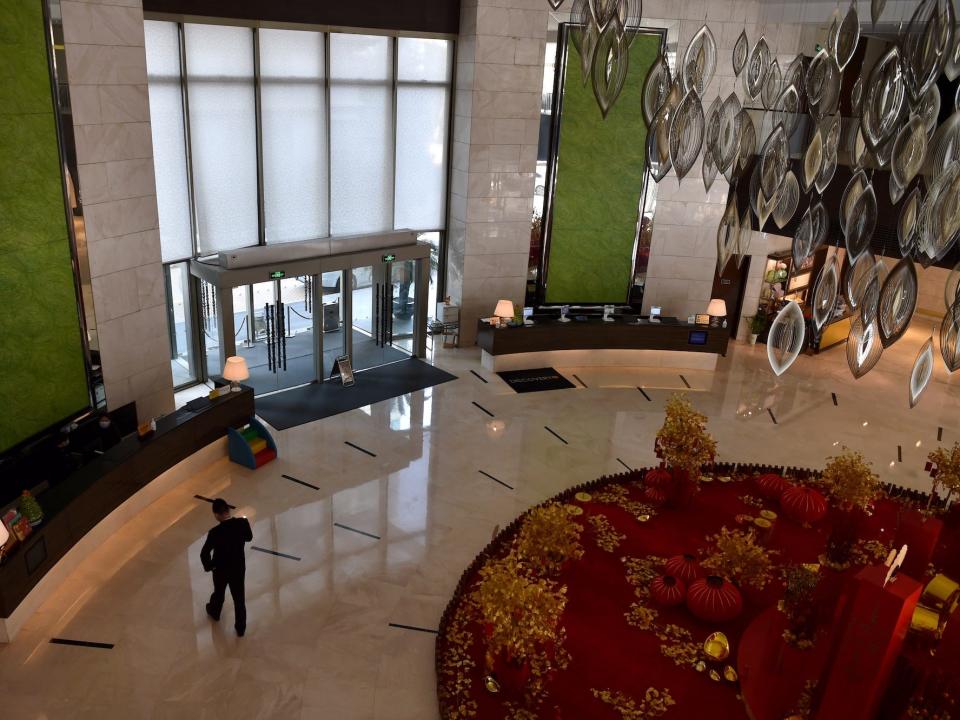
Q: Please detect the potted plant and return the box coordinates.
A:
[745,314,768,345]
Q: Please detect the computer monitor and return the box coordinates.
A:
[523,307,533,319]
[650,306,662,318]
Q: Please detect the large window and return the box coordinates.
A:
[144,20,453,257]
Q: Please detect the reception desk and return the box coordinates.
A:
[476,318,730,372]
[0,387,254,641]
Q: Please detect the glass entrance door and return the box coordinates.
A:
[348,260,419,373]
[235,277,317,395]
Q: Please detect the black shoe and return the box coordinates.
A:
[205,603,220,621]
[236,627,245,637]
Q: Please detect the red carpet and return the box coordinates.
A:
[435,468,960,719]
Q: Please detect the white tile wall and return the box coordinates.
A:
[63,0,174,420]
[447,0,548,344]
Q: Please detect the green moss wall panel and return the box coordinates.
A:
[545,33,660,304]
[0,0,90,451]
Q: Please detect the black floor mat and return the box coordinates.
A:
[497,367,575,393]
[254,359,457,430]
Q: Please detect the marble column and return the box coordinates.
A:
[61,0,174,420]
[447,0,548,345]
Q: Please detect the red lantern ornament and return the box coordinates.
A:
[686,576,743,622]
[650,575,687,607]
[644,485,668,506]
[664,553,704,585]
[780,484,828,525]
[754,473,789,500]
[645,467,672,488]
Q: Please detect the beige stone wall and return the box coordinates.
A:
[61,0,174,420]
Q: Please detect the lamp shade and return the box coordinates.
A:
[707,298,727,316]
[494,299,514,319]
[223,356,250,382]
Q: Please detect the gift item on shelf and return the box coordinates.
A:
[18,491,43,527]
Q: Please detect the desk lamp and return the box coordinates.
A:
[707,298,728,328]
[223,356,250,392]
[494,300,514,328]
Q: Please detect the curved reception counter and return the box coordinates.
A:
[476,317,730,372]
[0,387,254,642]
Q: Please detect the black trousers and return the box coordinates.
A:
[209,568,246,632]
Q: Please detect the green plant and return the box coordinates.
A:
[748,314,769,335]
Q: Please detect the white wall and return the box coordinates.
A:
[62,0,175,420]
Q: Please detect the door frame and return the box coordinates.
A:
[190,242,430,386]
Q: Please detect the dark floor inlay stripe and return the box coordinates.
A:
[50,638,114,649]
[281,474,319,491]
[334,522,381,540]
[388,623,439,634]
[898,445,902,463]
[479,470,514,490]
[617,458,632,471]
[831,392,838,406]
[471,401,495,417]
[252,546,301,561]
[573,374,588,388]
[638,387,652,401]
[344,441,377,457]
[194,495,236,509]
[679,374,691,388]
[544,426,569,445]
[768,408,777,425]
[939,426,944,441]
[469,369,488,384]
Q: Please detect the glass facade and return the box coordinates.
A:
[144,21,453,387]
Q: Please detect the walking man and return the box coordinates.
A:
[200,498,252,636]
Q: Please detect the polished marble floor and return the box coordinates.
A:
[2,327,959,719]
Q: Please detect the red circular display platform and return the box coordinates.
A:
[435,466,960,719]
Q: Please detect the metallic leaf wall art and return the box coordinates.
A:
[767,301,806,376]
[669,89,706,181]
[835,1,860,70]
[715,93,741,173]
[909,337,935,407]
[591,26,630,118]
[783,55,805,105]
[922,162,960,261]
[944,261,960,309]
[889,174,906,205]
[902,0,954,101]
[941,300,960,371]
[816,55,843,117]
[816,115,841,193]
[861,275,881,326]
[803,129,823,191]
[548,0,566,9]
[853,126,871,169]
[918,84,941,134]
[683,24,718,97]
[872,0,886,26]
[845,181,877,263]
[878,256,918,347]
[791,207,814,269]
[761,59,782,110]
[946,28,960,81]
[927,111,960,182]
[805,48,831,106]
[647,82,680,182]
[817,149,838,194]
[845,251,877,309]
[702,140,718,193]
[812,256,840,332]
[733,29,749,76]
[705,96,721,157]
[851,77,863,114]
[737,109,756,172]
[745,37,770,100]
[737,207,752,261]
[840,169,867,235]
[774,84,801,138]
[772,171,799,229]
[847,313,884,379]
[811,201,830,254]
[899,186,921,256]
[759,123,788,201]
[717,195,739,274]
[588,0,619,33]
[861,46,906,150]
[891,115,928,189]
[642,50,672,126]
[579,23,600,86]
[570,0,591,54]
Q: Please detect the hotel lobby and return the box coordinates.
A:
[3,0,960,718]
